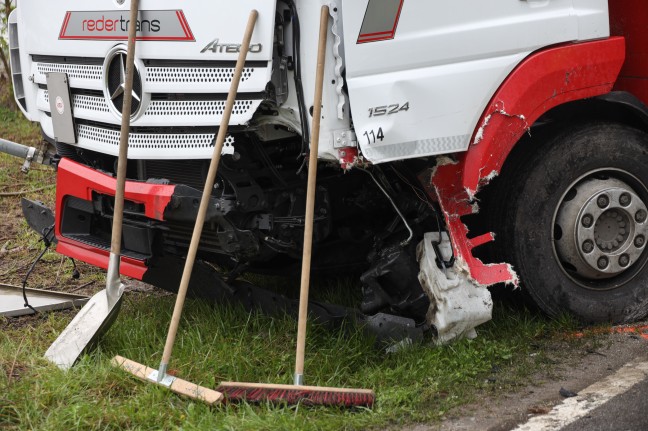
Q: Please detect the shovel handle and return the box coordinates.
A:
[111,0,140,255]
[159,10,259,369]
[294,5,329,384]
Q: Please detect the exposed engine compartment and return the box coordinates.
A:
[52,132,440,332]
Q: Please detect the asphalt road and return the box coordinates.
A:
[510,359,648,431]
[433,334,648,431]
[561,378,648,431]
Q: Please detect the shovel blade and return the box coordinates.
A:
[45,289,123,369]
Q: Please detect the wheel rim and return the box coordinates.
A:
[553,169,648,289]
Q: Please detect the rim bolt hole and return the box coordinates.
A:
[636,210,647,223]
[635,235,645,248]
[582,240,594,254]
[581,214,594,228]
[620,193,632,207]
[597,195,610,209]
[619,254,630,267]
[597,256,609,270]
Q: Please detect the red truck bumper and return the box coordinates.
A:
[54,158,175,280]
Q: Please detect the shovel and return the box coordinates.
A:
[45,0,141,369]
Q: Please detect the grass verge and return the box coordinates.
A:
[0,111,104,291]
[1,296,577,431]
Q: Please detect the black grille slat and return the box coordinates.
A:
[32,55,104,65]
[65,234,149,260]
[163,223,224,254]
[143,59,268,68]
[144,160,208,191]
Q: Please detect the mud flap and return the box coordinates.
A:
[417,232,493,344]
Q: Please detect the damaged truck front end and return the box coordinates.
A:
[9,0,646,346]
[11,0,487,344]
[38,154,469,343]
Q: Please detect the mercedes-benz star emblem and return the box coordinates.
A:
[104,49,142,118]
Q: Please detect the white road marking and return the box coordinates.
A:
[512,360,648,431]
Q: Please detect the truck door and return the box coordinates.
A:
[341,0,580,163]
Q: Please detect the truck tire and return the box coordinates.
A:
[501,123,648,323]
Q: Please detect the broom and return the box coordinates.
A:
[216,6,375,407]
[112,9,259,405]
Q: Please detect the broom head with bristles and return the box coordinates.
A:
[217,381,375,407]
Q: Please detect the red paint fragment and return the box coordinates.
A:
[573,324,648,341]
[338,147,359,171]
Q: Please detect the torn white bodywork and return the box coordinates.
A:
[328,2,346,121]
[417,232,493,344]
[473,102,528,146]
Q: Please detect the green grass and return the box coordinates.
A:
[0,90,580,430]
[0,103,55,204]
[0,101,91,289]
[0,295,576,431]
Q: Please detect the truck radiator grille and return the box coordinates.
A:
[143,160,208,191]
[162,223,223,254]
[32,57,267,93]
[77,123,235,153]
[36,63,102,81]
[43,91,110,113]
[32,56,268,159]
[146,99,255,117]
[146,67,254,84]
[42,90,256,120]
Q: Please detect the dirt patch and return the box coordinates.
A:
[0,156,85,290]
[405,329,648,431]
[4,363,28,383]
[0,312,55,331]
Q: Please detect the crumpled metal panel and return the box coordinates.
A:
[416,233,492,344]
[0,284,88,317]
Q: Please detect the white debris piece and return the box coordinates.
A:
[417,232,493,344]
[222,135,235,155]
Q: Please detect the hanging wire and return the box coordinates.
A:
[21,224,55,314]
[358,168,413,246]
[390,165,456,269]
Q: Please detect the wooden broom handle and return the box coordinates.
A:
[111,0,139,255]
[160,10,259,368]
[294,5,329,382]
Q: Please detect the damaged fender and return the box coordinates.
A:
[429,37,626,286]
[463,37,626,197]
